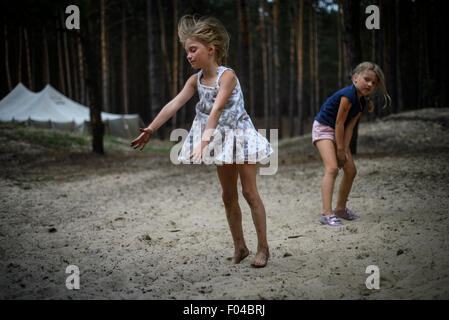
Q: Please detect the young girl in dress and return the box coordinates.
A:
[131,15,273,267]
[312,62,390,226]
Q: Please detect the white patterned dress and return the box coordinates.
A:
[178,66,273,164]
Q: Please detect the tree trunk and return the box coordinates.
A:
[238,0,250,111]
[79,2,104,155]
[77,34,86,105]
[24,28,32,90]
[288,1,297,137]
[381,0,390,110]
[370,2,376,62]
[178,42,185,126]
[259,0,270,131]
[61,12,72,98]
[343,38,350,83]
[42,26,50,85]
[110,53,116,113]
[71,35,80,102]
[297,0,304,135]
[439,0,447,108]
[341,0,361,154]
[418,0,430,109]
[374,0,383,118]
[147,0,161,134]
[309,0,315,117]
[394,0,403,112]
[122,1,129,114]
[386,1,396,113]
[56,20,66,94]
[101,0,109,112]
[157,0,173,101]
[267,15,274,130]
[18,26,22,84]
[171,0,178,130]
[368,1,376,122]
[340,0,361,70]
[4,24,12,91]
[246,1,255,118]
[313,4,320,113]
[369,0,377,63]
[417,0,423,108]
[273,0,281,138]
[337,4,343,90]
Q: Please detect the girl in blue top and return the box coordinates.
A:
[312,62,391,226]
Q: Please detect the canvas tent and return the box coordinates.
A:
[0,83,144,138]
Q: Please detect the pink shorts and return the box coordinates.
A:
[312,120,335,145]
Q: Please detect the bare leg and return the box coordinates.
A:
[336,150,357,212]
[216,164,249,264]
[237,164,269,268]
[315,140,339,215]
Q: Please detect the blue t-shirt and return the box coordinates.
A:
[314,84,365,128]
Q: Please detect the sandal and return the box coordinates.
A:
[319,214,343,226]
[334,208,359,220]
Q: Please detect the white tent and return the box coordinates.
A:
[0,83,144,138]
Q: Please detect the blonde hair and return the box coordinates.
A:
[178,15,230,66]
[352,61,391,112]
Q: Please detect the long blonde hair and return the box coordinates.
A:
[352,61,391,112]
[178,15,230,66]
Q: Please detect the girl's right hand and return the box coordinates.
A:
[337,149,347,168]
[130,128,154,151]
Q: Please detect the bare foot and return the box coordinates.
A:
[251,249,269,268]
[229,247,250,264]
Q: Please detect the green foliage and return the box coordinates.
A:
[0,121,88,151]
[0,121,170,153]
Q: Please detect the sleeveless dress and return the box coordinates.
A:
[177,66,273,165]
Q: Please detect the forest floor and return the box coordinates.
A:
[1,107,448,300]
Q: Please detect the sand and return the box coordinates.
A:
[1,108,448,299]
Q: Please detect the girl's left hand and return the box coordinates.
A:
[130,128,153,151]
[337,149,347,168]
[189,141,209,162]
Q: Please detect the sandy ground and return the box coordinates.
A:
[1,108,448,300]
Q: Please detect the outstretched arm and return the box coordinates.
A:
[131,74,197,150]
[147,74,197,132]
